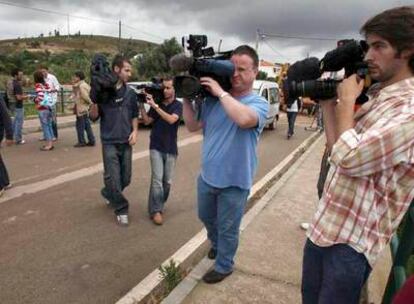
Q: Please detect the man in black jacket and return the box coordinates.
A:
[0,94,14,195]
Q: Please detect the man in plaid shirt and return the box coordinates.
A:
[302,6,414,304]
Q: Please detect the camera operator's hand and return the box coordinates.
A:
[337,74,365,107]
[128,130,138,146]
[200,77,225,97]
[145,93,158,108]
[335,74,364,138]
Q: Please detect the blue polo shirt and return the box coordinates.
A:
[200,93,269,190]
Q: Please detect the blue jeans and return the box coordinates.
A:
[38,110,54,141]
[101,144,132,215]
[302,239,371,304]
[50,105,58,139]
[13,107,24,142]
[287,111,298,136]
[197,176,250,274]
[76,114,95,144]
[148,149,177,216]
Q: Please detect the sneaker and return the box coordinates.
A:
[202,270,232,284]
[86,142,95,147]
[4,183,12,190]
[207,248,217,260]
[300,222,310,230]
[152,212,163,225]
[116,214,129,226]
[73,143,87,148]
[16,139,26,145]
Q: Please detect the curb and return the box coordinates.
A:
[116,131,323,304]
[23,121,76,134]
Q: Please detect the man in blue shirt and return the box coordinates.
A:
[93,55,139,226]
[183,45,269,283]
[140,77,183,225]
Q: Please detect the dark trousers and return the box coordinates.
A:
[302,239,371,304]
[101,144,132,215]
[287,111,298,136]
[0,153,10,190]
[51,106,58,139]
[75,114,95,145]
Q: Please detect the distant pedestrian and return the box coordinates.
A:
[40,65,60,140]
[286,97,300,139]
[71,71,95,147]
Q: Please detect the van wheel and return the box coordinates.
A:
[268,117,276,130]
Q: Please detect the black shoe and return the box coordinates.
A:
[86,142,95,147]
[207,248,217,260]
[74,143,87,148]
[202,270,232,284]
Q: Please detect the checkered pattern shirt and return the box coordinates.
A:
[308,77,414,267]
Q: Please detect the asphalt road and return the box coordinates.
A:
[0,113,318,304]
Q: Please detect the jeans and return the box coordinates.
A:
[76,114,95,145]
[13,107,24,142]
[287,111,298,136]
[197,176,250,274]
[101,144,132,215]
[148,149,177,216]
[38,110,54,141]
[302,239,371,304]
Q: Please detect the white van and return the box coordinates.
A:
[253,80,280,130]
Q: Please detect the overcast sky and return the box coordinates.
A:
[0,0,412,63]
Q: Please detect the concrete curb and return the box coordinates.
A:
[116,131,323,304]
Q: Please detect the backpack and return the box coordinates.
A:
[90,54,118,103]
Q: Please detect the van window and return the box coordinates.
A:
[269,88,279,104]
[261,88,268,100]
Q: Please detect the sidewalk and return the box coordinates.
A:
[23,115,76,134]
[163,137,325,304]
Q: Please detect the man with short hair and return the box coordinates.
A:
[140,77,183,225]
[40,65,60,140]
[92,55,138,226]
[72,71,95,147]
[6,68,28,144]
[183,45,268,283]
[302,6,414,304]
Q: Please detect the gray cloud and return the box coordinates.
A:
[0,0,412,62]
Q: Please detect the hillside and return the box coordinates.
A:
[0,35,158,89]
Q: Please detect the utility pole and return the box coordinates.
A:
[255,29,260,52]
[67,14,70,39]
[118,20,122,52]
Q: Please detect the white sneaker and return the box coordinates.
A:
[300,222,310,231]
[116,214,129,226]
[4,183,12,190]
[16,139,26,145]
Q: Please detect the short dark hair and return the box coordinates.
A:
[232,45,259,68]
[74,71,85,80]
[162,76,173,82]
[361,6,414,72]
[112,54,131,71]
[11,68,22,77]
[33,70,45,84]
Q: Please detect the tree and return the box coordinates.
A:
[256,71,268,80]
[134,38,182,80]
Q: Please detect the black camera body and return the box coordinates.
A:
[171,35,235,99]
[129,78,164,105]
[286,40,370,103]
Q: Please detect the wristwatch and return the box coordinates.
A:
[219,92,230,99]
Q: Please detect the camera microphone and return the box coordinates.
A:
[169,53,194,72]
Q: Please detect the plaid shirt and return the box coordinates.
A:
[308,77,414,267]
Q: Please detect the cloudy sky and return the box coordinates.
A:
[0,0,412,63]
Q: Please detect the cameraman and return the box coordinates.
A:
[94,55,139,226]
[140,77,183,225]
[302,6,414,304]
[183,45,269,284]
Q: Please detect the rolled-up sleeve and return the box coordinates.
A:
[330,117,414,177]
